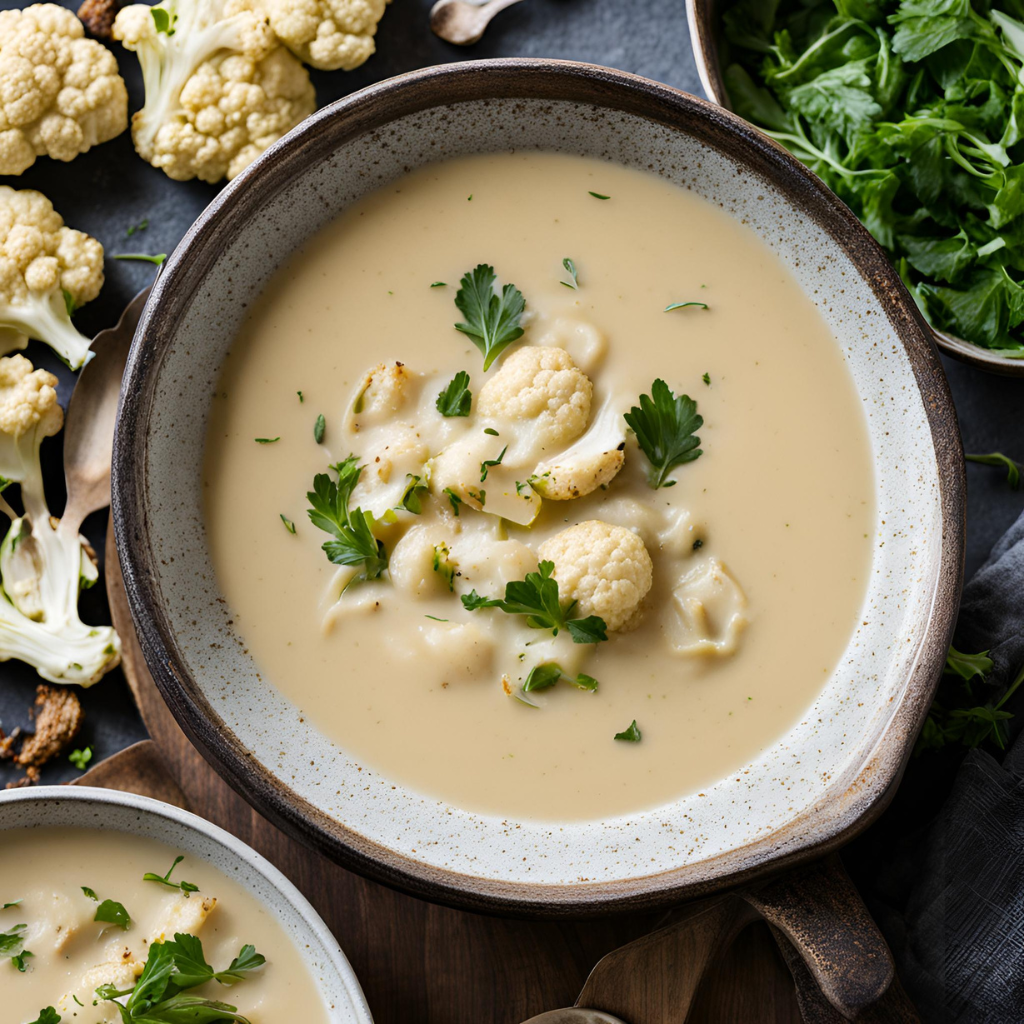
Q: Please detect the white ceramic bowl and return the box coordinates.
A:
[0,785,373,1022]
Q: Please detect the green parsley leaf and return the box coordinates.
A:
[444,487,463,516]
[625,379,703,488]
[454,264,526,370]
[313,414,326,444]
[12,949,33,971]
[966,451,1022,490]
[2,900,21,909]
[28,1008,60,1024]
[126,219,149,237]
[400,474,430,514]
[0,922,27,962]
[462,561,608,643]
[143,855,200,894]
[81,886,98,901]
[436,371,472,417]
[561,257,579,289]
[68,746,93,770]
[307,459,387,580]
[480,445,507,481]
[114,253,167,266]
[614,720,642,742]
[254,437,279,444]
[94,899,131,930]
[297,391,304,402]
[522,663,600,693]
[430,281,447,288]
[664,301,709,311]
[484,427,499,436]
[944,645,994,683]
[702,372,711,385]
[280,514,296,534]
[588,191,610,200]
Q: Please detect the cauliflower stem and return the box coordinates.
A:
[0,286,94,370]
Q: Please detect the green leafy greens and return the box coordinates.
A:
[436,371,473,417]
[614,720,642,742]
[28,1010,60,1024]
[966,451,1022,489]
[462,561,608,644]
[1,922,28,967]
[143,855,199,894]
[561,257,580,289]
[95,931,265,1024]
[720,0,1024,353]
[624,379,704,488]
[307,456,388,582]
[94,899,131,930]
[523,663,599,692]
[453,265,526,370]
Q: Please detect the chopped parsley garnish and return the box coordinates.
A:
[2,900,21,909]
[614,720,642,742]
[561,257,579,289]
[430,281,447,288]
[702,372,711,385]
[28,1009,59,1024]
[280,514,296,534]
[400,474,430,514]
[68,746,92,770]
[523,663,599,692]
[664,301,709,312]
[454,264,526,370]
[624,379,703,489]
[81,886,98,900]
[297,391,304,402]
[94,899,131,930]
[966,452,1022,490]
[432,543,456,592]
[514,480,529,495]
[12,948,33,971]
[126,219,149,237]
[425,615,449,622]
[313,414,326,444]
[114,253,167,266]
[436,371,472,417]
[1,922,28,964]
[462,561,608,644]
[254,437,279,445]
[588,191,610,200]
[444,488,463,516]
[307,457,388,581]
[95,932,265,1022]
[480,445,508,481]
[467,487,486,506]
[143,855,199,894]
[484,427,499,436]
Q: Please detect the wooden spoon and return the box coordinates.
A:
[61,289,149,536]
[429,0,526,45]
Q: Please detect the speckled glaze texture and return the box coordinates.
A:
[0,786,372,1021]
[686,0,1024,378]
[112,61,965,916]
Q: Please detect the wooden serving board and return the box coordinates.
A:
[101,521,801,1024]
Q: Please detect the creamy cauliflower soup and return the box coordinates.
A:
[203,152,875,822]
[4,827,331,1024]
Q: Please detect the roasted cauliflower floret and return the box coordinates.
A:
[113,0,316,183]
[349,360,411,430]
[538,520,653,632]
[0,4,128,176]
[264,0,387,71]
[389,524,457,598]
[668,558,747,656]
[348,426,429,520]
[149,894,217,945]
[477,346,592,452]
[0,186,104,368]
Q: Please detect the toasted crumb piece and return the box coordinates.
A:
[149,894,217,945]
[16,684,84,768]
[77,0,123,39]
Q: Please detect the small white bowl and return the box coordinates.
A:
[0,785,373,1023]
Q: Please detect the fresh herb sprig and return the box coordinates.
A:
[561,258,580,289]
[966,452,1022,490]
[454,265,526,370]
[143,855,199,894]
[28,1009,59,1024]
[523,663,599,692]
[614,720,642,742]
[625,379,703,488]
[436,371,472,417]
[307,457,388,581]
[720,0,1024,353]
[1,922,28,969]
[96,932,265,1023]
[462,561,608,644]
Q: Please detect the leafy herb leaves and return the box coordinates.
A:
[94,899,131,930]
[436,371,473,417]
[523,663,599,692]
[614,720,642,742]
[966,451,1022,490]
[462,561,608,644]
[625,379,703,488]
[454,265,526,370]
[143,855,199,894]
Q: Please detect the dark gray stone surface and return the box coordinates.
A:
[0,0,1020,800]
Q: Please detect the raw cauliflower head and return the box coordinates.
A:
[114,0,316,183]
[0,353,61,441]
[0,3,128,176]
[266,0,387,71]
[477,346,593,454]
[538,520,653,632]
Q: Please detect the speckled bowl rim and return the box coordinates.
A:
[0,785,373,1021]
[113,59,965,917]
[684,0,1024,378]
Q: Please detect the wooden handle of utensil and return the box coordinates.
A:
[742,855,916,1022]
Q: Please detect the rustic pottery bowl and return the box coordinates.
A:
[686,0,1024,378]
[113,59,965,916]
[0,785,373,1021]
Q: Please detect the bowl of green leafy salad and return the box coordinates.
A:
[688,0,1024,375]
